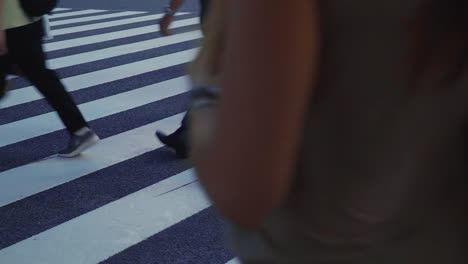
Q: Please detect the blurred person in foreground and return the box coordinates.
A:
[190,1,468,263]
[155,0,212,158]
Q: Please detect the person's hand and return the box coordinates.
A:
[159,14,174,36]
[0,30,7,55]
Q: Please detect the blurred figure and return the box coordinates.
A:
[191,1,468,263]
[156,0,211,158]
[159,0,210,36]
[158,0,183,36]
[0,0,99,157]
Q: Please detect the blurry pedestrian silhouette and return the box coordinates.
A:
[0,0,99,157]
[191,1,468,263]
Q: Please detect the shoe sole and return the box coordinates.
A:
[58,135,100,158]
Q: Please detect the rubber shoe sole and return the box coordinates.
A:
[58,134,100,158]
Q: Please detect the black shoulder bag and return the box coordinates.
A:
[19,0,58,17]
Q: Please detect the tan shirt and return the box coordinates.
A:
[2,0,38,30]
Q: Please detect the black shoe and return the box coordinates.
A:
[156,130,188,159]
[59,127,100,158]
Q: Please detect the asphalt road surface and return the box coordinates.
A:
[0,3,237,264]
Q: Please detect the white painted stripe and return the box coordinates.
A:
[50,11,147,26]
[0,171,211,264]
[49,30,202,68]
[226,259,241,264]
[52,8,72,12]
[49,9,107,19]
[0,48,197,109]
[0,112,186,207]
[52,12,188,36]
[44,17,200,52]
[0,76,191,149]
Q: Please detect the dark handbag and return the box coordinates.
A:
[19,0,58,17]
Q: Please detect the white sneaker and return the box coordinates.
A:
[58,127,100,158]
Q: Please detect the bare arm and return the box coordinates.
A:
[193,0,320,229]
[159,0,185,36]
[167,0,184,10]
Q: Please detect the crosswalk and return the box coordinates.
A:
[0,7,236,264]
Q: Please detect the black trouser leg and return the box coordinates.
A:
[6,20,87,134]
